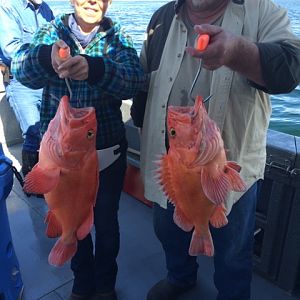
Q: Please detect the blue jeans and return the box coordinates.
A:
[153,182,258,300]
[6,78,42,152]
[71,139,128,295]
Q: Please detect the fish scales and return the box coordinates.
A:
[23,95,99,266]
[157,95,246,257]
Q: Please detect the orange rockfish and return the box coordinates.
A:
[24,95,99,266]
[156,95,246,256]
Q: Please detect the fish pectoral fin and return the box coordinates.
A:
[224,163,247,192]
[76,207,94,240]
[45,211,62,238]
[173,207,194,232]
[201,168,230,205]
[24,165,60,194]
[189,229,214,257]
[227,161,241,172]
[209,205,228,228]
[48,238,77,267]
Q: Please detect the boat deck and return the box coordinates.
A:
[4,142,300,300]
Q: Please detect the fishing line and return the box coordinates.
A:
[188,34,210,102]
[64,78,73,101]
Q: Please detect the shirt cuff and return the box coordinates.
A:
[80,55,105,85]
[38,45,56,76]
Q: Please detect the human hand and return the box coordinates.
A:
[0,64,7,75]
[51,40,70,74]
[57,55,89,81]
[51,40,89,80]
[186,24,240,70]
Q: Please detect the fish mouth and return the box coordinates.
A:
[168,99,203,122]
[69,108,95,128]
[60,96,96,129]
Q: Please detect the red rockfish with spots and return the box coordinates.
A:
[24,95,99,266]
[156,95,246,256]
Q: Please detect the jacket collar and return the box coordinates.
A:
[174,0,245,14]
[23,0,41,11]
[175,0,185,14]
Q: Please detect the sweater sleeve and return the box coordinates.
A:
[130,41,150,128]
[249,41,300,94]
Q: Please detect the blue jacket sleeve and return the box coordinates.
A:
[11,23,58,89]
[0,2,54,65]
[0,5,24,64]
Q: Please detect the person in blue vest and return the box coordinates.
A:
[131,0,300,300]
[0,0,54,179]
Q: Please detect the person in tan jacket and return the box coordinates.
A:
[131,0,300,299]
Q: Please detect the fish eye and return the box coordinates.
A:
[169,128,176,137]
[87,129,95,139]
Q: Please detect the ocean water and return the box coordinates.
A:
[47,0,300,136]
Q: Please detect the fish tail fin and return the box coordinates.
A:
[189,229,214,257]
[209,205,228,228]
[48,238,77,267]
[225,162,246,192]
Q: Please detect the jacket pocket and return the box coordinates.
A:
[22,26,35,44]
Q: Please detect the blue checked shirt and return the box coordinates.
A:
[11,14,146,149]
[0,0,54,65]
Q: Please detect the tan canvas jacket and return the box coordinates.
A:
[139,0,300,213]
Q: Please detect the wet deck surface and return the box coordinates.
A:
[3,143,300,300]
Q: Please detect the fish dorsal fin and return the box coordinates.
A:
[156,154,177,205]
